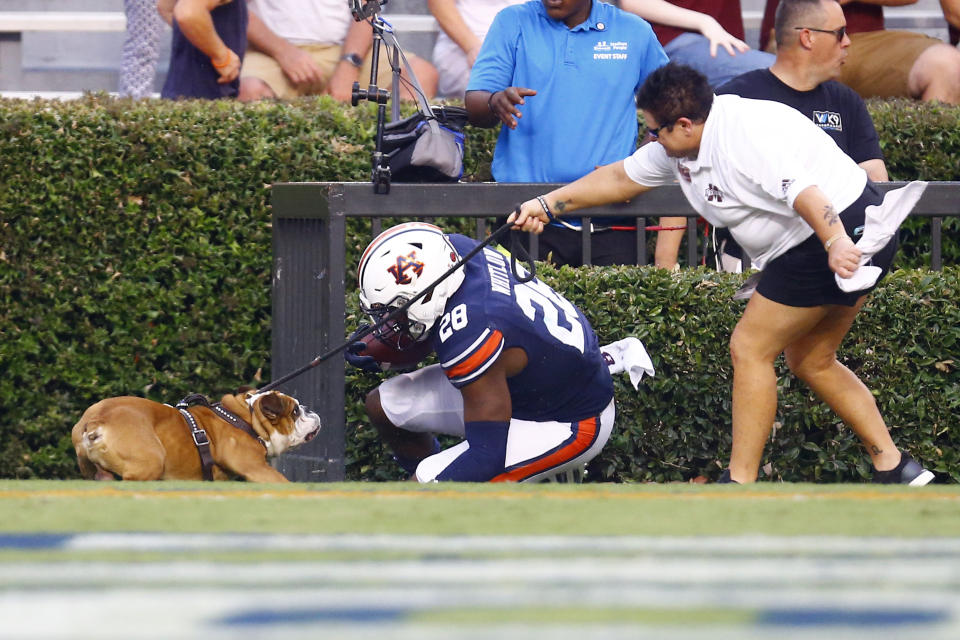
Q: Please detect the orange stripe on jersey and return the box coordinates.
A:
[445,330,504,380]
[490,416,599,483]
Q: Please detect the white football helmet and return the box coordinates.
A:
[358,222,464,342]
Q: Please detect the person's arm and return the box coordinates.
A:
[939,0,960,29]
[245,10,325,88]
[428,0,483,64]
[619,0,749,57]
[157,0,176,25]
[654,217,687,270]
[465,87,538,128]
[509,160,654,234]
[860,159,888,182]
[431,348,523,482]
[326,18,375,101]
[172,0,241,83]
[792,185,862,278]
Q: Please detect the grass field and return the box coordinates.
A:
[2,480,959,639]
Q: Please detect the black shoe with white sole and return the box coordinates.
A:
[872,453,935,486]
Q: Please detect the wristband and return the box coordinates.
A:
[212,54,231,69]
[487,91,499,112]
[536,195,557,222]
[824,232,849,251]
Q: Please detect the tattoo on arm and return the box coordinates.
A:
[555,200,569,214]
[822,204,839,227]
[871,445,883,455]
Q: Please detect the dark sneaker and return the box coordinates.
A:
[872,453,935,486]
[717,469,739,484]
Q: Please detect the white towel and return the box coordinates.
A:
[836,181,927,292]
[601,337,655,390]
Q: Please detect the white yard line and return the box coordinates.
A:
[1,534,958,640]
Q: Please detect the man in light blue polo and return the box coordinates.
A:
[464,0,668,266]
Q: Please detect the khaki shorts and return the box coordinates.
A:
[241,43,410,99]
[840,31,940,98]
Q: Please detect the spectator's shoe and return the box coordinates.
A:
[716,469,739,484]
[872,453,935,486]
[732,271,762,301]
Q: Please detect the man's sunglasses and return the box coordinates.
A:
[647,120,675,139]
[793,25,847,42]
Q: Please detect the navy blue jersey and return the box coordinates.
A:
[430,235,614,422]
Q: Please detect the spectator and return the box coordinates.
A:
[119,0,166,98]
[465,0,668,267]
[759,0,960,104]
[348,222,617,482]
[509,62,934,485]
[428,0,525,99]
[159,0,247,99]
[624,0,775,88]
[656,0,889,272]
[238,0,438,103]
[942,0,960,45]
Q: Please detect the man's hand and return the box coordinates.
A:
[488,87,537,129]
[344,325,382,373]
[326,61,360,102]
[275,44,325,90]
[699,17,751,58]
[212,48,242,83]
[826,235,862,278]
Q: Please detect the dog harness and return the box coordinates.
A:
[175,394,268,481]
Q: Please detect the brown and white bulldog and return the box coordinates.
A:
[71,390,322,482]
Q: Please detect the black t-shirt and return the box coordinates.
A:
[716,68,882,163]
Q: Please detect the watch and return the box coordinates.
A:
[340,53,364,68]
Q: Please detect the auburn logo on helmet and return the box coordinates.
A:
[387,251,425,285]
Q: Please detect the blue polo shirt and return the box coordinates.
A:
[467,0,667,183]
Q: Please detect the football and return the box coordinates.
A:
[357,331,433,371]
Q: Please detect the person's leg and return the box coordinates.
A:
[664,33,774,88]
[782,298,901,470]
[238,50,289,101]
[907,43,960,104]
[728,293,830,482]
[120,0,164,98]
[365,364,463,472]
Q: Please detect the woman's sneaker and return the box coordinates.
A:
[872,453,935,486]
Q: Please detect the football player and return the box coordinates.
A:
[349,222,615,482]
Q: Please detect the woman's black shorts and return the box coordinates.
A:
[755,182,898,308]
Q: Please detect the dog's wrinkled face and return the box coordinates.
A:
[246,391,322,456]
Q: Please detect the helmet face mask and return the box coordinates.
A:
[360,300,428,348]
[357,222,464,344]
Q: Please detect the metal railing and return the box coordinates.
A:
[269,181,958,481]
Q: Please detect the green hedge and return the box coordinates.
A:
[1,95,957,481]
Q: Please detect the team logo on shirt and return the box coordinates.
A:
[813,110,842,131]
[781,178,795,196]
[387,251,424,285]
[593,40,628,60]
[705,183,724,202]
[677,163,692,182]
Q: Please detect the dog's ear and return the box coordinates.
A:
[258,392,285,421]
